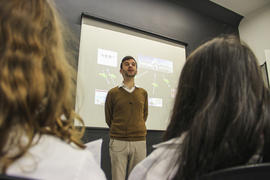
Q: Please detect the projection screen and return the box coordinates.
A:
[75,15,186,130]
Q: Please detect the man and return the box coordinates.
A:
[105,56,148,180]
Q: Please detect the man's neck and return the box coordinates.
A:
[123,78,135,89]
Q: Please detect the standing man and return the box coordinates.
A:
[105,56,148,180]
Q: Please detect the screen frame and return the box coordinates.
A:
[81,13,188,49]
[76,13,188,130]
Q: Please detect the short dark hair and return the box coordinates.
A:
[120,56,137,69]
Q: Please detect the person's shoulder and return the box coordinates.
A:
[8,135,106,180]
[136,87,147,93]
[107,86,120,95]
[128,141,177,180]
[39,135,107,178]
[35,135,85,153]
[153,134,186,149]
[76,148,107,179]
[108,86,119,93]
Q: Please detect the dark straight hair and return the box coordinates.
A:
[163,35,270,180]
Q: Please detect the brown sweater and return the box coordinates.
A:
[105,86,148,141]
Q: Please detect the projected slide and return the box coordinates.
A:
[75,16,186,130]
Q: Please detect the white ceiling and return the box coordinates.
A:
[210,0,270,16]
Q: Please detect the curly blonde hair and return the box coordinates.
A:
[0,0,85,172]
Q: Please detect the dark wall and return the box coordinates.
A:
[53,0,242,179]
[54,0,242,55]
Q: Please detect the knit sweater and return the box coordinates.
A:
[105,86,148,141]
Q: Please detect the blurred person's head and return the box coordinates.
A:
[0,0,84,172]
[164,35,270,180]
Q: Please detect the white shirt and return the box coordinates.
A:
[7,135,106,180]
[118,82,138,93]
[128,133,186,180]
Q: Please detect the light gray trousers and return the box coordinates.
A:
[109,139,146,180]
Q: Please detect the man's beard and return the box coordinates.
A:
[123,69,137,77]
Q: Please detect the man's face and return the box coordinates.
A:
[120,59,137,78]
